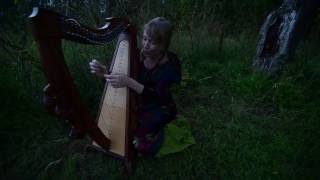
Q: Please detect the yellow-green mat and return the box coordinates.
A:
[156,115,196,157]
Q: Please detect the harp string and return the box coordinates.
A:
[97,39,129,151]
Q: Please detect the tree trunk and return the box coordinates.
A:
[253,0,319,74]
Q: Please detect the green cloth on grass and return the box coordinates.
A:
[156,115,196,157]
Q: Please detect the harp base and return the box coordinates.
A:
[68,127,85,139]
[85,144,133,175]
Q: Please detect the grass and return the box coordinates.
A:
[1,29,320,179]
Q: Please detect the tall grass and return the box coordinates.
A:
[1,27,320,178]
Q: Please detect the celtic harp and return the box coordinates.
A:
[29,7,139,164]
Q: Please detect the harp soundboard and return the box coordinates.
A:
[93,34,130,158]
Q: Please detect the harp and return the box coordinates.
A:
[29,7,139,169]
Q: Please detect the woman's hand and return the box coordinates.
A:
[105,73,144,94]
[105,73,129,88]
[89,59,108,78]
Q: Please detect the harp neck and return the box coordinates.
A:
[29,7,131,44]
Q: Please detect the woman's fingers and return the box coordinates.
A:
[88,59,109,78]
[91,59,101,64]
[105,74,125,79]
[90,68,101,75]
[89,59,106,70]
[89,61,101,67]
[89,62,106,75]
[105,74,118,79]
[106,79,118,83]
[90,66,102,72]
[109,82,124,88]
[104,74,127,88]
[106,78,119,84]
[89,63,103,70]
[106,75,121,83]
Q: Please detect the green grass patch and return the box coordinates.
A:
[1,31,320,179]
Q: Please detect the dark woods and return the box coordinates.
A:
[2,0,319,75]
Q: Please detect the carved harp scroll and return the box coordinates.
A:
[29,7,139,157]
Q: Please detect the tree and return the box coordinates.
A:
[253,0,320,74]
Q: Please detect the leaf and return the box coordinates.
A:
[156,115,196,157]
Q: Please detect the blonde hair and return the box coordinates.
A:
[144,17,173,49]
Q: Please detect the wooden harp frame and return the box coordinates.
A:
[29,7,139,167]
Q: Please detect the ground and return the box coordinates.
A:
[1,32,320,179]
